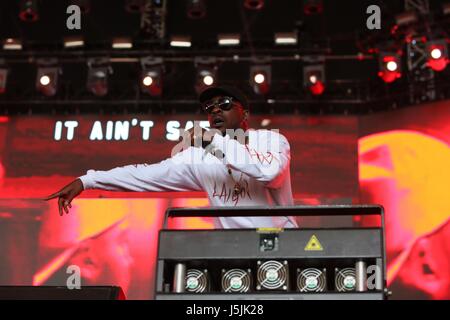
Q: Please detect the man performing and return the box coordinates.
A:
[45,85,297,229]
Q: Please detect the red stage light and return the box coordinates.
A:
[36,67,59,97]
[140,57,164,97]
[304,64,325,96]
[202,74,214,86]
[142,75,153,87]
[19,0,39,22]
[194,62,217,95]
[244,0,264,10]
[141,70,162,97]
[426,42,448,72]
[304,0,323,15]
[187,0,206,19]
[250,65,271,95]
[254,72,265,84]
[378,54,402,83]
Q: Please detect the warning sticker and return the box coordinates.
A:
[304,235,323,251]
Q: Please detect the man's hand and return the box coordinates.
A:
[43,179,84,216]
[185,126,221,149]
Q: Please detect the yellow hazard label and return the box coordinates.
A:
[304,235,323,251]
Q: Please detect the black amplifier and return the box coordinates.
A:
[155,205,389,300]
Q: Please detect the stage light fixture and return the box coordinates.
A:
[194,57,217,95]
[254,73,265,84]
[3,38,22,50]
[140,57,163,97]
[218,34,240,46]
[250,64,271,95]
[378,53,402,83]
[244,0,264,10]
[112,37,133,49]
[202,74,214,86]
[170,36,191,48]
[87,59,112,97]
[187,0,206,19]
[304,64,325,95]
[64,36,84,48]
[36,61,60,97]
[303,0,323,15]
[0,68,8,94]
[426,40,448,72]
[274,32,298,45]
[19,0,39,22]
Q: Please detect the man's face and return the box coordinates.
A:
[78,222,133,294]
[204,95,248,135]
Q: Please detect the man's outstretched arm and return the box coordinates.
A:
[44,148,203,215]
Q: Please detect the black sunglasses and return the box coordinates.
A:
[202,96,236,114]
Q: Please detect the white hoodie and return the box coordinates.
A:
[79,129,297,229]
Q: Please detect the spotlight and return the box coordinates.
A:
[303,0,323,15]
[112,37,133,49]
[140,57,163,97]
[304,64,325,95]
[203,74,214,86]
[40,75,50,86]
[36,61,60,97]
[244,0,264,10]
[19,0,39,22]
[187,0,206,19]
[386,61,398,72]
[218,34,240,46]
[64,36,84,48]
[0,68,8,94]
[250,64,271,95]
[3,38,22,50]
[194,57,217,95]
[274,32,298,45]
[87,59,112,97]
[254,73,265,84]
[426,40,448,72]
[378,53,402,83]
[170,36,191,48]
[431,48,442,59]
[142,75,153,86]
